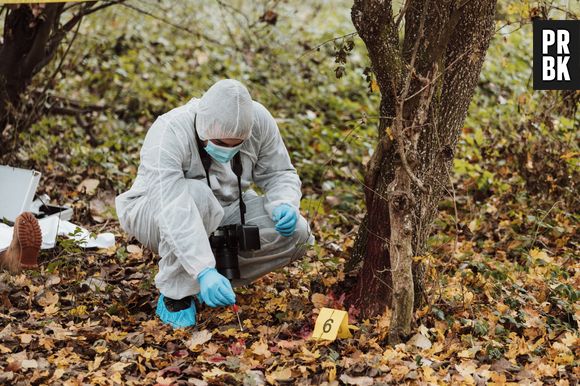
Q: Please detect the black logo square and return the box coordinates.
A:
[533,20,580,90]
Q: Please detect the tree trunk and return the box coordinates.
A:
[347,0,497,344]
[0,4,64,150]
[0,2,123,155]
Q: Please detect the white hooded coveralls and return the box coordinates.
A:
[115,80,312,299]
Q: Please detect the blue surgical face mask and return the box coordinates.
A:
[205,141,243,163]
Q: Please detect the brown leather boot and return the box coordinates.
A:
[0,212,42,273]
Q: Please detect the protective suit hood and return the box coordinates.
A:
[196,79,254,141]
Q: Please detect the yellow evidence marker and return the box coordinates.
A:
[311,307,357,340]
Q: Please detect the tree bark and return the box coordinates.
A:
[0,2,124,155]
[347,0,497,344]
[0,4,64,150]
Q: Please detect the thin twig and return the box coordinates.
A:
[297,32,358,61]
[215,0,244,52]
[394,0,411,29]
[404,48,470,103]
[23,14,82,131]
[62,0,126,32]
[531,200,562,248]
[445,168,460,256]
[120,2,222,46]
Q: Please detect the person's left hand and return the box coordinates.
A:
[272,204,298,237]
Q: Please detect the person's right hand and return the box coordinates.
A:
[197,267,236,307]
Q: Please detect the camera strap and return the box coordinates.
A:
[194,114,247,225]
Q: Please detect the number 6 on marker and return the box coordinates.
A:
[323,319,333,333]
[312,308,354,340]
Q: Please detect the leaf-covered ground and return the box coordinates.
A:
[1,1,578,385]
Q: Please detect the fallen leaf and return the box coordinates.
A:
[267,367,292,383]
[243,370,265,386]
[21,359,38,369]
[127,244,143,259]
[37,291,59,307]
[43,303,59,315]
[107,361,131,374]
[77,178,100,195]
[529,248,552,263]
[251,339,272,358]
[277,339,305,349]
[186,330,212,350]
[188,379,208,386]
[298,346,320,363]
[81,277,107,292]
[45,275,61,287]
[340,373,374,386]
[408,333,432,350]
[311,293,328,308]
[5,361,21,372]
[18,334,33,344]
[560,332,578,347]
[202,367,229,380]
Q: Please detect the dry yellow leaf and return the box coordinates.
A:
[77,178,100,195]
[422,366,437,382]
[391,365,410,381]
[560,151,579,160]
[371,79,380,93]
[311,293,328,308]
[186,329,212,350]
[18,334,33,344]
[560,332,578,347]
[464,291,474,305]
[127,244,143,258]
[69,305,88,317]
[105,331,127,342]
[269,367,292,382]
[530,248,552,263]
[297,346,320,363]
[37,291,59,307]
[43,303,59,315]
[251,339,272,358]
[89,355,104,372]
[107,361,131,374]
[202,367,229,380]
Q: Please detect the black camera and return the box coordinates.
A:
[209,224,261,280]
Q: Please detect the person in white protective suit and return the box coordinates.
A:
[115,79,313,328]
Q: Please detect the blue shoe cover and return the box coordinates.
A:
[156,294,196,328]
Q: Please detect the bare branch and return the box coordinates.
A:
[22,4,64,75]
[62,1,125,32]
[394,0,411,28]
[404,49,469,102]
[214,0,251,26]
[24,15,83,130]
[297,31,358,61]
[120,2,222,46]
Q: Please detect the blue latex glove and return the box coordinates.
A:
[272,204,298,237]
[197,268,236,307]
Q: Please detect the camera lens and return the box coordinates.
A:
[211,226,241,280]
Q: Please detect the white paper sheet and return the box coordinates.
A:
[0,217,115,252]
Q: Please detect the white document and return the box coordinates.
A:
[0,217,115,252]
